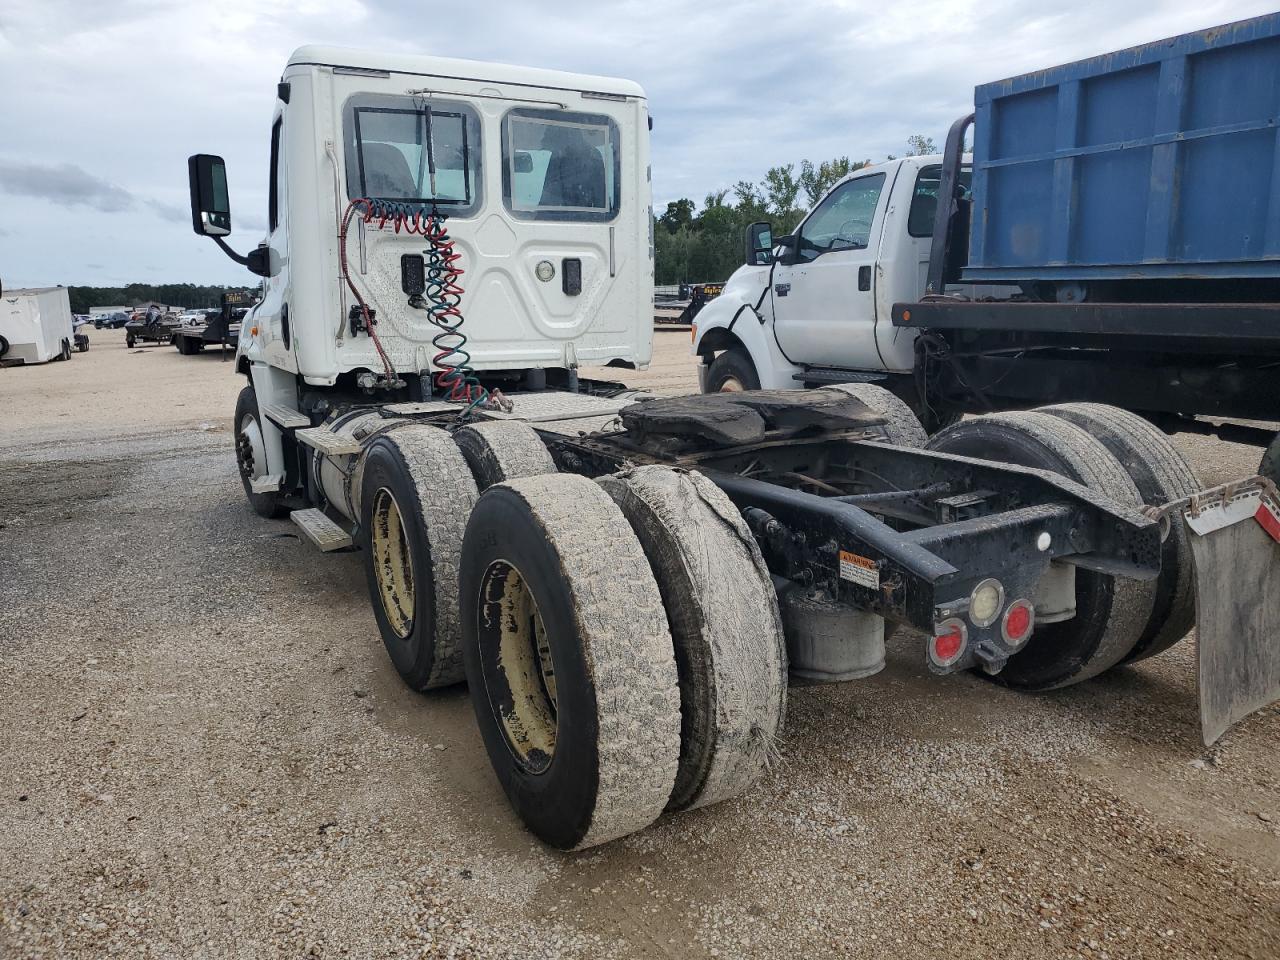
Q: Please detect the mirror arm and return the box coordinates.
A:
[212,236,251,267]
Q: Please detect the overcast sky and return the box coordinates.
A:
[0,0,1272,288]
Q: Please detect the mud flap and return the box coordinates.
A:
[1182,478,1280,745]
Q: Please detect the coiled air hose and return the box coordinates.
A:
[338,197,507,414]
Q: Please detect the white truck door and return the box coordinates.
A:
[258,112,298,373]
[771,171,888,369]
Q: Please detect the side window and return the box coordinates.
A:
[268,117,282,232]
[502,109,620,222]
[342,95,482,216]
[796,173,886,263]
[908,165,973,238]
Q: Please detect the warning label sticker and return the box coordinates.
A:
[838,550,880,589]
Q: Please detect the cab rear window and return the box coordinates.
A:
[342,95,482,216]
[908,164,973,237]
[501,109,620,222]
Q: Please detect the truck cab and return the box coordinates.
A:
[692,156,970,396]
[188,46,653,488]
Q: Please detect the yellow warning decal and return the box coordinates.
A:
[838,549,880,589]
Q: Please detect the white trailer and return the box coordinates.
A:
[0,287,74,365]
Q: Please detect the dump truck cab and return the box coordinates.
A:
[691,156,979,392]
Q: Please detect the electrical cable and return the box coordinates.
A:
[336,196,506,413]
[338,198,399,386]
[413,209,492,410]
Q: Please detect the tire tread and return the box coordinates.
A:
[824,383,928,448]
[454,420,556,490]
[377,424,479,688]
[501,474,682,848]
[1037,403,1199,661]
[599,466,787,811]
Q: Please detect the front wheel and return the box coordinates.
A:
[126,333,136,348]
[704,347,760,393]
[233,385,288,519]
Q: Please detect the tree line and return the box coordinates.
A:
[655,136,936,286]
[65,283,257,314]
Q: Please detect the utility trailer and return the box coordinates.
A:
[124,311,181,349]
[188,46,1280,851]
[654,282,723,326]
[0,287,75,365]
[172,290,250,356]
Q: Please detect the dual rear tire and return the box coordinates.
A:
[927,405,1198,689]
[360,421,787,849]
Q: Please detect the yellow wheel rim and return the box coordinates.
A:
[371,488,415,639]
[480,561,557,773]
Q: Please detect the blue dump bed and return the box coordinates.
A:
[965,14,1280,282]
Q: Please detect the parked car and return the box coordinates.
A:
[94,311,130,329]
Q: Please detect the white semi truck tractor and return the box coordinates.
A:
[190,46,1280,851]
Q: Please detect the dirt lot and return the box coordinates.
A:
[1,327,1278,959]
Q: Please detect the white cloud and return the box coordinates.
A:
[0,0,1273,285]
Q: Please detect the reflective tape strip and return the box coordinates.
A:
[1255,498,1280,544]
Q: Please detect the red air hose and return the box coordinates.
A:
[338,198,495,410]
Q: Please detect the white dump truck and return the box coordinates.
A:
[0,287,77,365]
[189,45,1280,851]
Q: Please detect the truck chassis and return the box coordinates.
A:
[229,377,1279,849]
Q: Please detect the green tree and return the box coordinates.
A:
[658,198,696,234]
[799,157,871,207]
[904,134,938,156]
[66,283,253,314]
[652,153,882,285]
[761,164,802,229]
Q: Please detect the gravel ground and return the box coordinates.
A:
[1,327,1278,959]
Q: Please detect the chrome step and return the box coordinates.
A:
[294,426,362,456]
[290,508,353,552]
[249,473,282,493]
[260,402,310,429]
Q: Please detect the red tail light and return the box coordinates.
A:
[930,618,968,668]
[1002,600,1034,647]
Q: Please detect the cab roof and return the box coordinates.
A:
[287,46,646,100]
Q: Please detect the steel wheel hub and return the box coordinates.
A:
[480,560,557,774]
[371,487,415,639]
[237,413,267,481]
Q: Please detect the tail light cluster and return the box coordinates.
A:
[930,579,1036,669]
